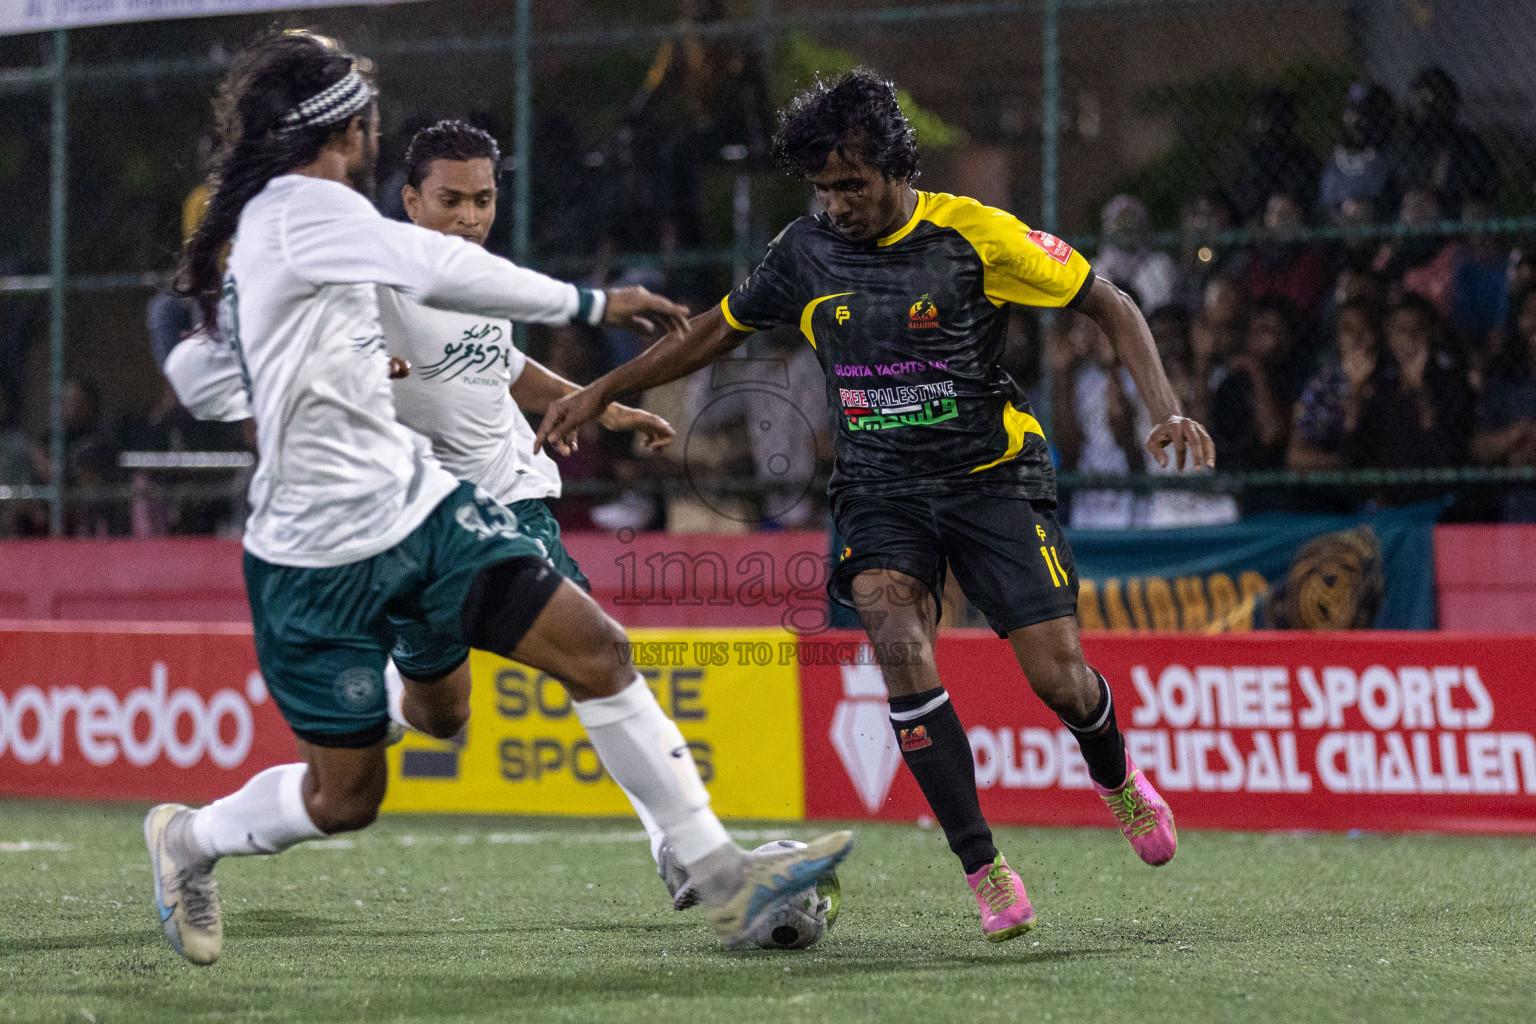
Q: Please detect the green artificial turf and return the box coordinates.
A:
[2,800,1533,1023]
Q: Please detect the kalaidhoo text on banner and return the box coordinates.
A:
[1065,501,1439,631]
[798,631,1536,833]
[381,629,805,820]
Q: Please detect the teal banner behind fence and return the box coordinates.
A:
[1065,503,1441,632]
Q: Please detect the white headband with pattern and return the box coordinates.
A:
[278,69,371,133]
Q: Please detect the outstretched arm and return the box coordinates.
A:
[1077,276,1215,470]
[535,304,745,454]
[510,357,675,451]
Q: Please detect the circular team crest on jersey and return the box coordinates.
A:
[334,666,383,712]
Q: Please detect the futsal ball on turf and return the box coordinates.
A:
[747,840,841,950]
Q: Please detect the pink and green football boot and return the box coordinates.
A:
[965,854,1036,942]
[1094,751,1177,866]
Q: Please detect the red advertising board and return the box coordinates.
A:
[800,631,1536,834]
[0,621,294,802]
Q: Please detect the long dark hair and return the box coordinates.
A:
[176,31,366,329]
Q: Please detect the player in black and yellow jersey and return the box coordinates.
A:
[538,70,1214,943]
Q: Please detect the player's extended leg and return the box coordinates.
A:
[850,567,1035,942]
[466,564,852,947]
[144,743,366,965]
[391,655,681,904]
[1007,614,1176,866]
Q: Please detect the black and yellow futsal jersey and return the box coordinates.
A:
[721,190,1094,502]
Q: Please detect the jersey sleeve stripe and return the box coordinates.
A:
[719,296,756,333]
[968,402,1046,474]
[1065,268,1096,310]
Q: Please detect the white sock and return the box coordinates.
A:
[574,676,730,867]
[616,781,668,864]
[189,763,325,860]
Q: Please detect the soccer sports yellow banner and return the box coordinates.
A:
[382,628,804,819]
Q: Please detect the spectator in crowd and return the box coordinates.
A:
[1319,82,1397,220]
[1288,297,1380,472]
[1059,310,1143,529]
[61,377,126,537]
[1373,187,1451,303]
[1172,190,1240,313]
[531,324,618,532]
[0,387,47,537]
[1239,190,1330,318]
[1193,276,1246,397]
[1333,261,1386,312]
[1231,89,1320,225]
[1450,197,1510,365]
[1147,304,1206,425]
[1509,247,1536,298]
[687,327,830,529]
[1394,65,1498,219]
[1094,194,1176,313]
[1139,305,1237,526]
[1211,297,1307,511]
[1347,295,1474,482]
[1471,285,1536,521]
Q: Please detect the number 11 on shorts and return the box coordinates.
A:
[1036,525,1067,587]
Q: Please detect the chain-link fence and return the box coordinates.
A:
[2,0,1535,537]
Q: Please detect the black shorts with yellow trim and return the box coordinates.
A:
[828,488,1079,637]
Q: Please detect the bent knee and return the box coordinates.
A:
[564,624,634,699]
[307,782,386,835]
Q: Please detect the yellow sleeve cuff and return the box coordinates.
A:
[720,296,755,333]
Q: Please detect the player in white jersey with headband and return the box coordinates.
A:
[147,30,851,966]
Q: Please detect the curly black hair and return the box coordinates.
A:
[404,119,502,189]
[770,68,919,183]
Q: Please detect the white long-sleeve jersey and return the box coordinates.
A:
[172,173,594,568]
[380,288,561,507]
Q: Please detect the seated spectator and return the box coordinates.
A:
[1139,305,1237,526]
[62,377,127,537]
[1377,187,1469,323]
[1394,65,1498,219]
[1060,312,1142,529]
[1288,297,1381,472]
[1319,83,1397,220]
[1451,197,1510,367]
[1094,195,1176,313]
[1172,191,1241,313]
[1347,295,1474,482]
[532,324,619,531]
[1197,276,1246,387]
[686,327,829,529]
[1147,304,1206,425]
[1471,285,1536,520]
[1240,191,1330,319]
[0,388,47,537]
[1211,297,1306,480]
[1231,88,1320,226]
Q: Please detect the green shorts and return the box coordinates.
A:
[389,497,589,684]
[244,482,548,746]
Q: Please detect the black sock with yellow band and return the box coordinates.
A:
[889,686,998,875]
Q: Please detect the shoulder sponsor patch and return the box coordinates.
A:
[1027,229,1074,265]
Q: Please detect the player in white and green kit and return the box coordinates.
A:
[380,118,693,902]
[148,31,850,966]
